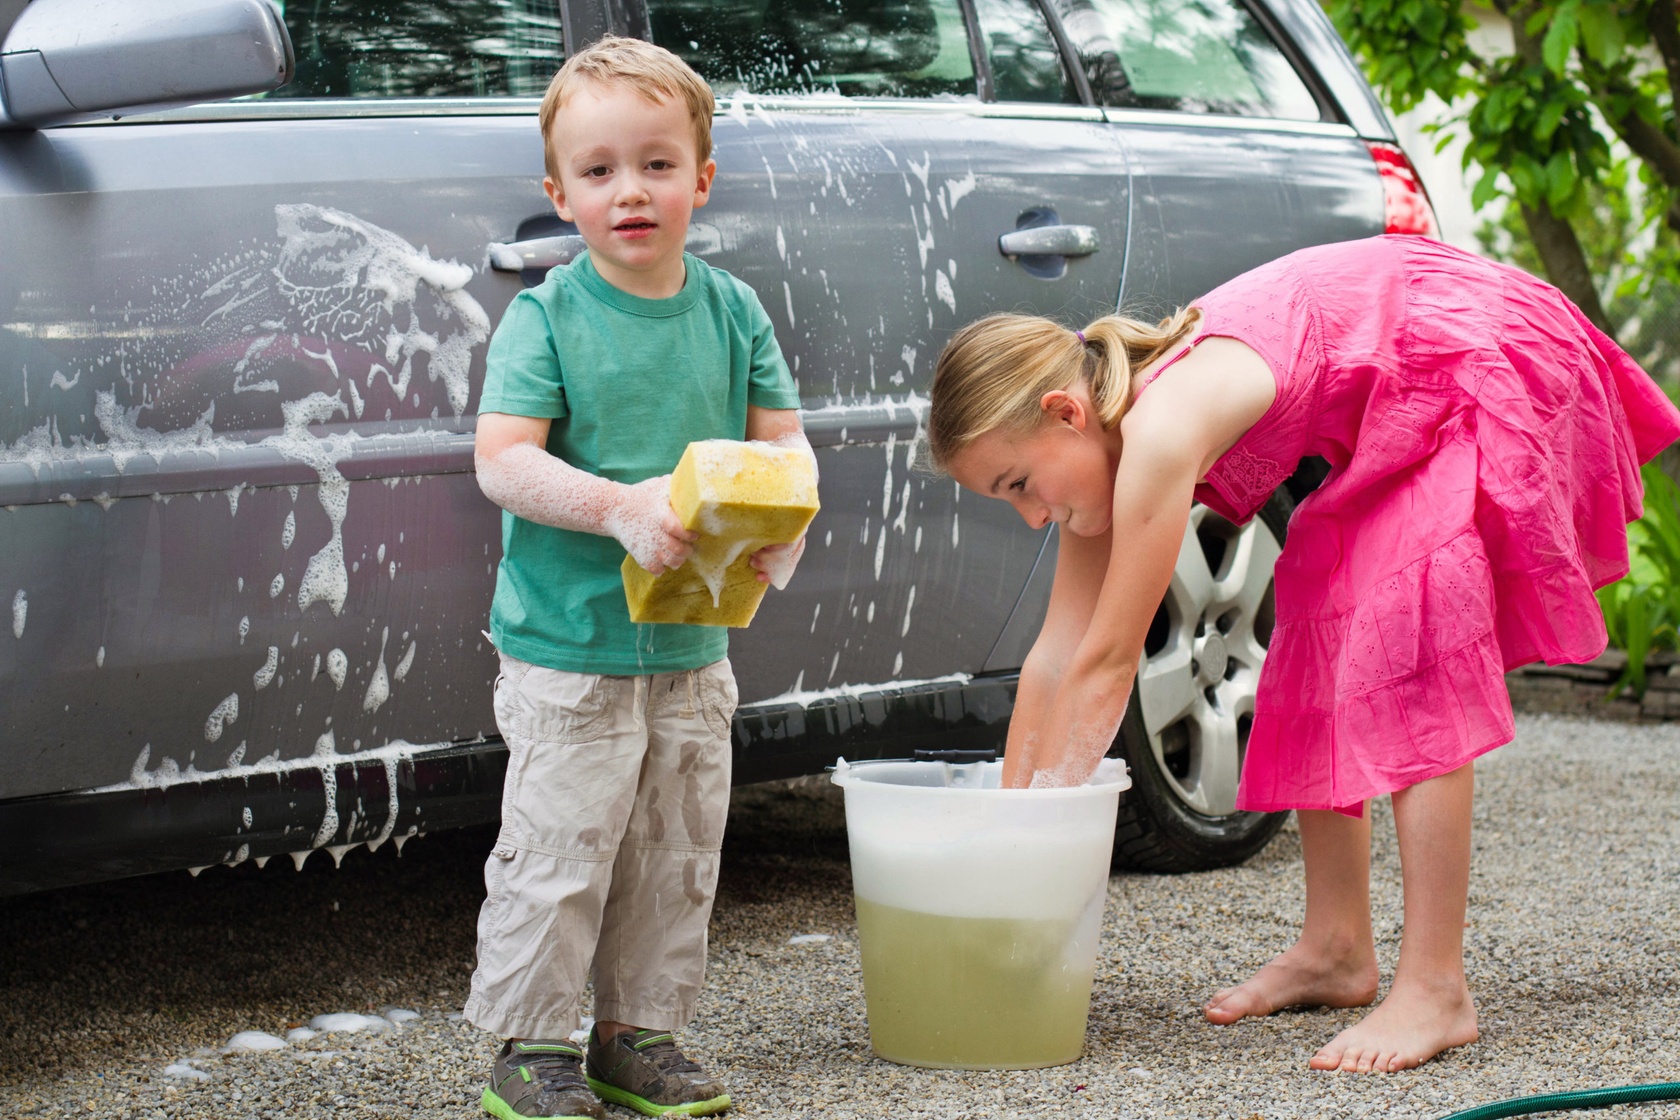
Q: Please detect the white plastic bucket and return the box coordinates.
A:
[831,755,1130,1069]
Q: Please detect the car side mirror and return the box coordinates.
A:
[0,0,293,129]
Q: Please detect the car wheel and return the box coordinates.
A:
[1110,490,1293,872]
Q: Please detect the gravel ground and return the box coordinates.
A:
[2,712,1678,1120]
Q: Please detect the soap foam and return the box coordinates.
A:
[1024,712,1128,791]
[848,815,1114,921]
[204,693,240,742]
[476,442,691,573]
[253,646,279,690]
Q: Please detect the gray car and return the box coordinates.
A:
[0,0,1434,893]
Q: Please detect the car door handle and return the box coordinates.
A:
[997,224,1100,258]
[487,235,588,272]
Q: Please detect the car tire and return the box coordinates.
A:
[1109,490,1294,872]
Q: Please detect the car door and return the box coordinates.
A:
[0,1,565,806]
[634,0,1131,700]
[1048,0,1383,315]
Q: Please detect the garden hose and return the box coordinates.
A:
[1436,1081,1680,1119]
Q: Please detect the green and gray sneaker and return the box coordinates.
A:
[585,1028,731,1117]
[483,1038,606,1120]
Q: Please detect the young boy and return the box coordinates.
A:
[466,36,810,1120]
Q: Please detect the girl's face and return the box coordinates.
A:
[946,392,1118,537]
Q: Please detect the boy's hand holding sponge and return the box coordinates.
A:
[622,439,820,628]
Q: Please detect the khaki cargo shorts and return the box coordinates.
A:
[463,653,737,1040]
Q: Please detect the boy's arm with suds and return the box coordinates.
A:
[475,411,697,574]
[744,404,815,587]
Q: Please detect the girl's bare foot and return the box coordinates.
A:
[1203,940,1379,1025]
[1309,978,1477,1073]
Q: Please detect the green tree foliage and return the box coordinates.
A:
[1478,166,1680,386]
[1599,462,1680,696]
[1327,0,1680,339]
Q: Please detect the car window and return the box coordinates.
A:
[971,0,1078,104]
[645,0,976,99]
[268,0,565,98]
[1050,0,1320,120]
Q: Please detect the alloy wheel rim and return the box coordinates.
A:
[1136,505,1281,817]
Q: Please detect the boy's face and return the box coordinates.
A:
[543,79,715,300]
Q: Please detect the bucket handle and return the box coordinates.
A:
[912,749,998,764]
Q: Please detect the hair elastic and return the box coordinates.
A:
[1075,330,1086,344]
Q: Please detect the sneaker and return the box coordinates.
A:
[585,1028,731,1117]
[482,1038,606,1120]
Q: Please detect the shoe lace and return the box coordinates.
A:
[634,1033,702,1077]
[518,1050,590,1094]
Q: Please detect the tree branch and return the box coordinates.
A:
[1639,1,1680,233]
[1646,0,1680,117]
[1498,3,1616,334]
[1522,201,1616,334]
[1607,102,1680,236]
[1503,1,1544,67]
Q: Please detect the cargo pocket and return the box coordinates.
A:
[697,660,739,742]
[491,657,530,740]
[477,841,518,943]
[515,667,620,744]
[496,665,621,853]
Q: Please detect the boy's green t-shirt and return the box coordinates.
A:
[479,251,802,675]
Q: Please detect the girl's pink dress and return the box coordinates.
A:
[1157,235,1680,816]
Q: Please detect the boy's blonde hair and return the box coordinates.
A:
[539,36,716,185]
[927,307,1203,470]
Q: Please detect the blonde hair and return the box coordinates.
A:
[927,307,1203,470]
[539,36,716,185]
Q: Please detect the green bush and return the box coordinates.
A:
[1597,461,1680,698]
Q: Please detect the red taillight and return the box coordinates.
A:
[1365,140,1440,238]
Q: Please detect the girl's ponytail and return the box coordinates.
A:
[1079,305,1202,429]
[928,306,1202,470]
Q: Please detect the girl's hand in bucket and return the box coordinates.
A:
[750,536,806,588]
[606,475,696,574]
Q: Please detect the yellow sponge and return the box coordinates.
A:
[622,439,820,627]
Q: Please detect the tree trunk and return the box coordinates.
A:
[1491,0,1616,339]
[1520,201,1616,336]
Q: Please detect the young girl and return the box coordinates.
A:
[927,234,1680,1074]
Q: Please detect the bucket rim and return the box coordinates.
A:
[830,756,1130,796]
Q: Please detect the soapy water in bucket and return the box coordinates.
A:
[855,895,1104,1069]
